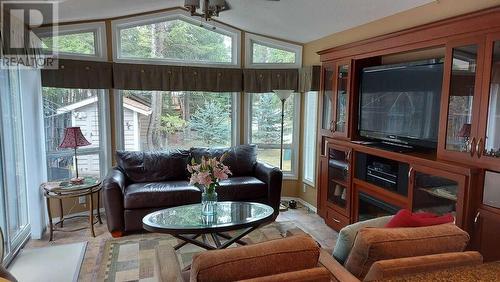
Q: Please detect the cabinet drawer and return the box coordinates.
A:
[325,208,349,232]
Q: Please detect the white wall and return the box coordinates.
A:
[20,69,47,240]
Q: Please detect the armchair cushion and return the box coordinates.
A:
[116,150,190,183]
[363,251,483,281]
[344,223,469,279]
[190,235,320,282]
[333,216,392,264]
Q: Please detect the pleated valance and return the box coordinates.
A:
[41,59,307,93]
[243,69,299,93]
[41,59,113,89]
[299,66,321,92]
[112,63,242,92]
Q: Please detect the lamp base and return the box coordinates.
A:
[70,177,85,185]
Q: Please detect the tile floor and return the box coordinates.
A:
[24,203,337,281]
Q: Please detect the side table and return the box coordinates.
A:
[41,176,102,241]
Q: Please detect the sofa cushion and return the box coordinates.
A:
[217,176,267,201]
[332,215,392,264]
[344,223,470,279]
[124,181,201,209]
[190,144,257,176]
[116,150,190,183]
[385,209,454,228]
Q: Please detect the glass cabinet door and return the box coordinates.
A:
[321,63,334,132]
[479,38,500,161]
[410,166,465,226]
[327,145,351,214]
[334,63,350,135]
[444,44,480,153]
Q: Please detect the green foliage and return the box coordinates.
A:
[252,43,295,64]
[253,94,282,144]
[189,101,231,145]
[120,20,231,63]
[160,114,186,134]
[42,32,95,55]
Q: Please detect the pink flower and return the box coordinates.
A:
[213,167,228,180]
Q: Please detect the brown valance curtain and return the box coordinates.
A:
[299,66,321,92]
[113,63,242,92]
[243,69,299,93]
[41,59,113,89]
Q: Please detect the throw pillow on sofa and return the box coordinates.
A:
[385,209,454,228]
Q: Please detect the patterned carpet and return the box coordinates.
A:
[97,221,306,281]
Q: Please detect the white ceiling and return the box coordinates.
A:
[52,0,435,43]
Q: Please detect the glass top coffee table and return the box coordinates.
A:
[143,201,274,250]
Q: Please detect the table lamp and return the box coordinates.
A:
[59,127,91,184]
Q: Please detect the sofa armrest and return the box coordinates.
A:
[318,250,360,282]
[156,245,184,282]
[364,251,483,281]
[255,162,282,216]
[103,168,127,236]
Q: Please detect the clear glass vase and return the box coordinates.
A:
[201,186,218,216]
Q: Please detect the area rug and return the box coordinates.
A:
[97,221,306,281]
[10,242,86,282]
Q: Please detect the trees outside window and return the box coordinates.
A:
[122,91,234,151]
[117,17,235,65]
[41,32,95,55]
[249,93,297,173]
[252,43,295,64]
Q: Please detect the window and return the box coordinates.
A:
[42,88,110,181]
[35,22,107,60]
[0,69,30,263]
[253,43,296,64]
[117,91,238,151]
[303,92,318,186]
[245,33,302,68]
[113,11,241,66]
[246,92,300,178]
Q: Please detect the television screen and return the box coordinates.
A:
[359,61,444,148]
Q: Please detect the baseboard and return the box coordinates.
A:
[50,208,105,222]
[281,197,317,213]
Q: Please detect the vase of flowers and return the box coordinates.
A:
[187,154,232,215]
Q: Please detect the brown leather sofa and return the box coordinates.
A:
[103,144,283,237]
[156,224,483,281]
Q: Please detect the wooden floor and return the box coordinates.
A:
[24,203,337,281]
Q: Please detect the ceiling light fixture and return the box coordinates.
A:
[184,0,228,21]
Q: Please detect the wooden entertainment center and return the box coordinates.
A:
[315,7,500,262]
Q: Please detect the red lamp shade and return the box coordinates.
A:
[59,127,91,149]
[457,123,471,138]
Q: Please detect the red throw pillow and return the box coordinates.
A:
[385,209,454,228]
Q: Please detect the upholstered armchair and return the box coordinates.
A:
[155,224,483,281]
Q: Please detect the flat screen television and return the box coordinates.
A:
[359,60,444,149]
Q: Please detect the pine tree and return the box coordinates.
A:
[253,94,282,144]
[190,101,230,146]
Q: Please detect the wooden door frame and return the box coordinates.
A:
[437,35,486,163]
[407,163,468,228]
[332,59,352,140]
[476,32,500,170]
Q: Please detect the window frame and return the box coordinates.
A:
[302,91,318,187]
[244,92,300,179]
[35,22,108,61]
[42,89,112,181]
[245,33,302,69]
[114,91,241,151]
[111,10,241,68]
